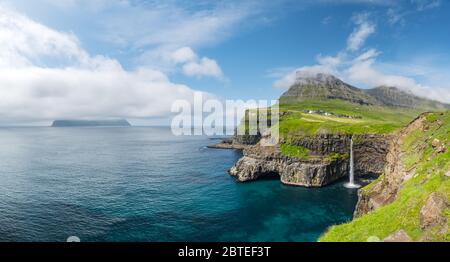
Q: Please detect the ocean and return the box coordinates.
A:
[0,127,358,242]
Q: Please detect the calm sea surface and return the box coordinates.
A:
[0,127,358,242]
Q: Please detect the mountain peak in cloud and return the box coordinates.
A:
[281,73,379,105]
[281,73,449,110]
[294,72,341,85]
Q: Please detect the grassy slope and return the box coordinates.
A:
[279,144,310,159]
[279,100,424,138]
[319,111,450,242]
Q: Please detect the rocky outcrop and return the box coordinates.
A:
[419,192,447,230]
[228,145,348,187]
[383,230,412,242]
[207,138,249,150]
[233,134,261,145]
[354,114,427,217]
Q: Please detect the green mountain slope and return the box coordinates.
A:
[280,73,379,106]
[364,86,450,110]
[274,74,448,138]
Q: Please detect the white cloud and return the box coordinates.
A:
[98,2,258,51]
[2,0,263,75]
[347,13,375,51]
[0,6,88,68]
[273,65,336,89]
[272,13,450,103]
[386,0,442,26]
[352,48,380,62]
[321,16,332,25]
[412,0,441,11]
[386,8,405,25]
[345,50,450,102]
[170,47,198,64]
[0,5,211,123]
[182,58,224,79]
[167,47,225,79]
[317,0,394,5]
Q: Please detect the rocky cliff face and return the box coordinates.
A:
[354,115,426,216]
[320,111,449,242]
[228,145,348,187]
[228,133,390,187]
[353,135,392,177]
[285,134,391,177]
[354,112,449,236]
[233,133,261,145]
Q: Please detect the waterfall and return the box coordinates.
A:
[344,137,360,188]
[349,137,354,184]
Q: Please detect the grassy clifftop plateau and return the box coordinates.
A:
[319,111,449,242]
[278,99,424,137]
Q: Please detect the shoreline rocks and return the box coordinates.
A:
[207,138,249,150]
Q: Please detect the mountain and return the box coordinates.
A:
[51,119,131,127]
[280,73,379,105]
[280,72,449,110]
[364,85,449,110]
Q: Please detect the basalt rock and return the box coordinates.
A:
[353,113,439,218]
[233,133,261,145]
[228,132,391,187]
[284,134,351,155]
[284,134,390,178]
[228,145,348,187]
[353,135,392,177]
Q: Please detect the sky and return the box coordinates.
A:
[0,0,449,125]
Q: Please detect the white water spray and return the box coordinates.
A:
[344,137,360,188]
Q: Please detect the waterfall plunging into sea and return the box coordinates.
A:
[344,137,360,189]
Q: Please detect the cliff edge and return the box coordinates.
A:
[320,111,449,242]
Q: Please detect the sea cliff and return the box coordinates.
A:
[226,133,390,187]
[320,112,449,242]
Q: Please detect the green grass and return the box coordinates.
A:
[280,144,310,159]
[278,100,425,138]
[325,152,349,161]
[319,111,450,242]
[236,99,430,139]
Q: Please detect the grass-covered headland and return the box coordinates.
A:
[319,111,449,242]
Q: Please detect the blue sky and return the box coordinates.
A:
[0,0,449,124]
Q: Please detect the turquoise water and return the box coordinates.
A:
[0,127,358,242]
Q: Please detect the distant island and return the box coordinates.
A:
[51,119,131,127]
